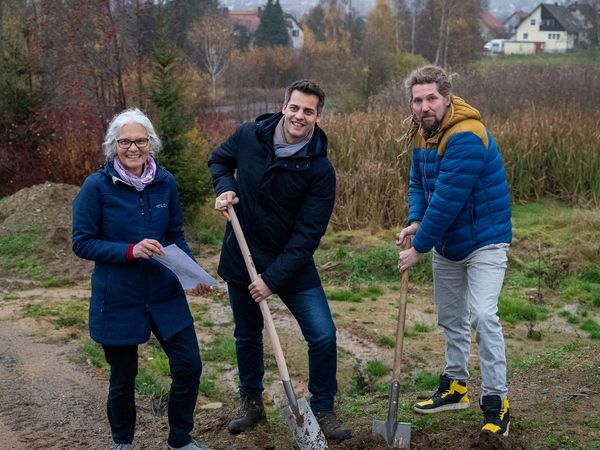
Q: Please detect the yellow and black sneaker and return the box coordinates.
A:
[414,374,470,414]
[481,395,510,436]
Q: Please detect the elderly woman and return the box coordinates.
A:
[72,108,211,450]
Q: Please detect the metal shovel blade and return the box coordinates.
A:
[372,381,411,448]
[282,396,328,450]
[372,419,411,449]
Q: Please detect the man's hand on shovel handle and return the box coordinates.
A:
[397,222,421,272]
[249,275,272,303]
[398,247,422,272]
[215,191,237,221]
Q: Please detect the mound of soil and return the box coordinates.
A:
[0,182,93,287]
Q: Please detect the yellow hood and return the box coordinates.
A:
[417,96,488,155]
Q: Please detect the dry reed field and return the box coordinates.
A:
[324,64,600,229]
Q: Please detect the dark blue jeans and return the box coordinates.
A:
[102,323,202,447]
[228,284,338,412]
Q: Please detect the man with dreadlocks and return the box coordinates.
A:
[396,65,512,436]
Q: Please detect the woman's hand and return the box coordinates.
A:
[132,238,164,259]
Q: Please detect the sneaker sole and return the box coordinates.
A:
[414,400,470,415]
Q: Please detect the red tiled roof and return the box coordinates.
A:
[228,9,260,34]
[480,10,505,32]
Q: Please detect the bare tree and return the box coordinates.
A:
[188,12,233,101]
[434,0,458,67]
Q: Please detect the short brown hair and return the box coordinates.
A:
[284,79,325,114]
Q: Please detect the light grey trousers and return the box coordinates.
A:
[433,243,510,399]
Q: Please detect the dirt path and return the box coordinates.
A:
[0,317,109,449]
[0,306,170,449]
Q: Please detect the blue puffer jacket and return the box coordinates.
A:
[72,162,194,345]
[408,96,512,261]
[208,112,335,295]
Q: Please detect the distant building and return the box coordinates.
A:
[226,7,304,49]
[503,10,529,37]
[510,3,586,53]
[480,10,509,41]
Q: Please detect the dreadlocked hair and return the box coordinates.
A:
[398,115,420,153]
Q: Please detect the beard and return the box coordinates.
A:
[421,119,441,139]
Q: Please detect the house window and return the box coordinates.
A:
[530,19,536,25]
[292,30,299,37]
[548,33,560,40]
[523,32,529,39]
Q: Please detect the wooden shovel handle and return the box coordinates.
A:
[392,237,411,381]
[226,204,292,384]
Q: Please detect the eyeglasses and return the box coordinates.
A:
[116,138,150,149]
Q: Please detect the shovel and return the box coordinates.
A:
[372,238,412,449]
[218,198,328,450]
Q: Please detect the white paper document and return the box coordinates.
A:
[153,244,218,289]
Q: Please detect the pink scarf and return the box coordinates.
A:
[113,155,157,191]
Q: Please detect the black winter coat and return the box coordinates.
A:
[208,112,335,295]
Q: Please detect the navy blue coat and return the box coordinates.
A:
[72,162,194,345]
[408,96,512,261]
[208,112,335,295]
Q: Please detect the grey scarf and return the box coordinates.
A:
[273,117,313,158]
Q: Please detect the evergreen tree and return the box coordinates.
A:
[254,0,291,48]
[149,37,212,215]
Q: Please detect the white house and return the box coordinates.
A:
[284,14,304,50]
[512,3,584,53]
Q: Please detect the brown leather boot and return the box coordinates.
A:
[227,397,267,434]
[314,411,352,443]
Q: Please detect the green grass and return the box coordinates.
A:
[0,232,45,277]
[24,300,88,329]
[198,372,217,396]
[326,289,363,303]
[512,342,588,372]
[202,334,237,364]
[378,335,395,347]
[147,346,171,376]
[82,339,107,369]
[561,274,600,308]
[580,319,600,339]
[405,371,439,392]
[365,360,389,378]
[135,367,169,399]
[559,310,580,324]
[498,293,549,324]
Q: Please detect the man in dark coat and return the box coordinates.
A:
[208,80,351,444]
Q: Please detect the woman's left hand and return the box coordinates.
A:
[191,283,212,296]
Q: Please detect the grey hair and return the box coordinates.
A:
[102,108,162,161]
